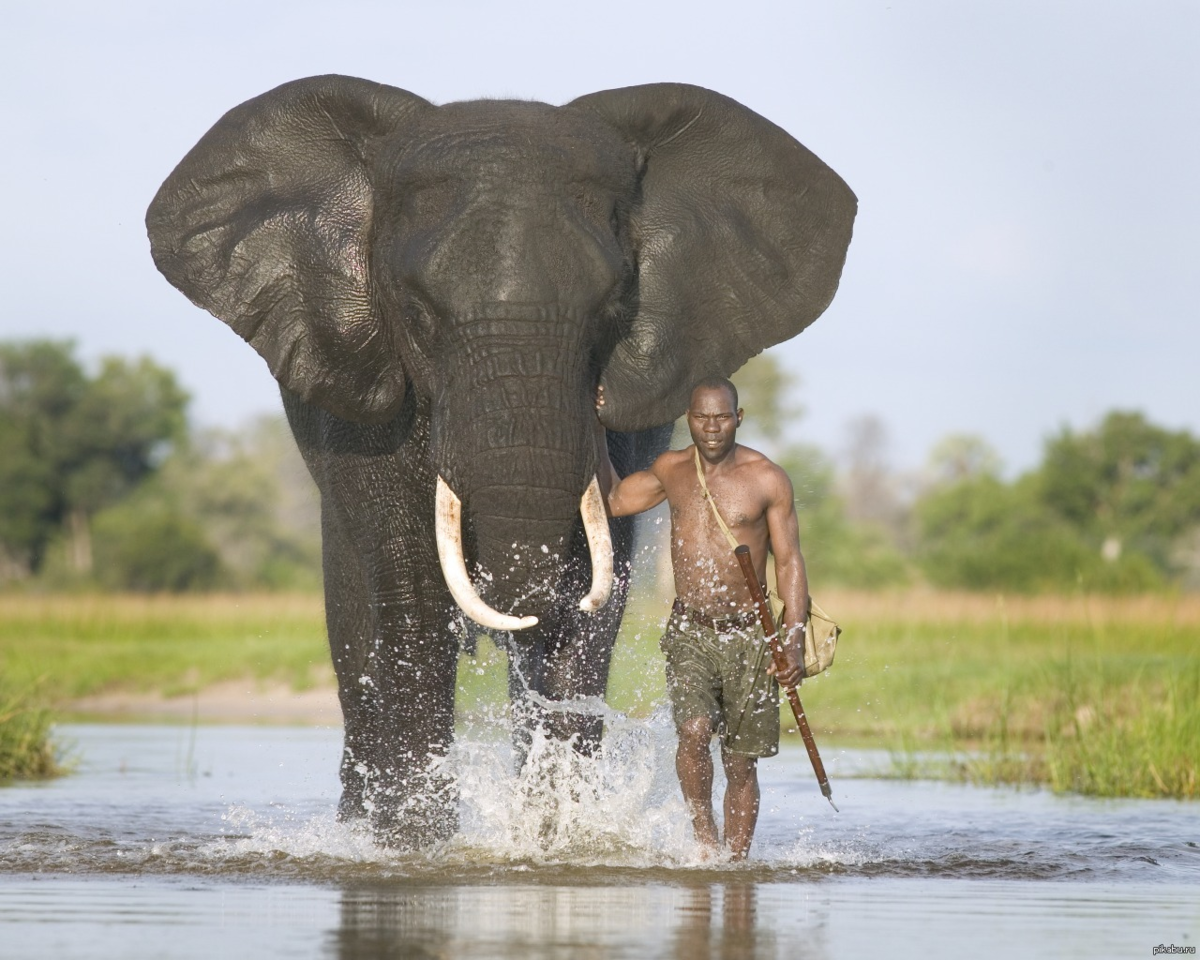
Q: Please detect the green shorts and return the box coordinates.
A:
[659,605,780,758]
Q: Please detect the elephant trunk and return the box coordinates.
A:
[435,476,611,631]
[431,335,611,630]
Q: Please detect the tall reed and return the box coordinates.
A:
[1041,664,1199,799]
[0,680,62,781]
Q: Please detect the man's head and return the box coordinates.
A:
[688,377,743,462]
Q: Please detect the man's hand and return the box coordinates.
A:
[767,623,804,688]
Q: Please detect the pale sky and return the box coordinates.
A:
[4,0,1196,475]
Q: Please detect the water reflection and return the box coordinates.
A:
[671,885,772,960]
[329,883,801,960]
[2,726,1199,958]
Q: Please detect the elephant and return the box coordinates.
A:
[146,75,856,846]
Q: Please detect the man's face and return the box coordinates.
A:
[687,386,742,462]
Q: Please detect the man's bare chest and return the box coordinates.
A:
[665,471,768,532]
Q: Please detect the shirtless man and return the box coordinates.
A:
[597,377,808,859]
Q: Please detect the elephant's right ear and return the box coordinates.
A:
[570,84,857,432]
[146,75,431,423]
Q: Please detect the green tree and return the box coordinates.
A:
[91,505,222,592]
[0,341,87,577]
[0,340,188,582]
[776,442,910,588]
[913,415,1187,593]
[169,418,320,589]
[1041,411,1200,575]
[915,474,1099,591]
[730,352,910,588]
[730,351,805,444]
[927,433,1003,484]
[91,416,321,592]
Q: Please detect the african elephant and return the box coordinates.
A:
[146,76,855,845]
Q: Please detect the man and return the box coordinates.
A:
[596,376,808,859]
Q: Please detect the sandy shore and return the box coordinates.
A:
[66,679,342,726]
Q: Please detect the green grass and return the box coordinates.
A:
[2,588,1198,799]
[1038,661,1199,798]
[789,589,1200,799]
[0,679,64,781]
[0,594,329,700]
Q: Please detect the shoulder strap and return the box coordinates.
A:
[694,447,740,550]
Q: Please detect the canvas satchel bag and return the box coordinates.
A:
[693,448,841,678]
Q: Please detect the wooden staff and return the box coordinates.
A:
[734,545,837,811]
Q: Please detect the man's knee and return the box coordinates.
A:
[722,752,758,786]
[679,715,713,749]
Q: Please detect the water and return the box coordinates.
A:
[1,721,1197,958]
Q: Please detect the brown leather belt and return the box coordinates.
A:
[672,598,758,632]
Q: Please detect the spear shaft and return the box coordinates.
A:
[733,544,837,811]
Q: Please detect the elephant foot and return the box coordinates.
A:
[367,777,459,850]
[337,735,458,848]
[370,801,457,850]
[336,790,368,823]
[546,712,603,757]
[511,710,604,772]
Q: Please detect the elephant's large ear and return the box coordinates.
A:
[147,75,431,423]
[570,84,857,431]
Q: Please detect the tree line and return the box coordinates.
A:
[731,356,1200,594]
[0,340,319,591]
[2,340,1197,594]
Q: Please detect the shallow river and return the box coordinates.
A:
[1,719,1197,958]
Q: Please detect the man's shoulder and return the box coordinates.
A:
[652,446,693,472]
[732,443,778,473]
[734,445,793,491]
[649,446,698,497]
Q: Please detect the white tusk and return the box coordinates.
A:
[578,475,614,613]
[435,476,539,631]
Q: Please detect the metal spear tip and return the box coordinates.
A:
[821,781,839,812]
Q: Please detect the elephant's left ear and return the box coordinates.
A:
[569,84,857,431]
[147,75,432,423]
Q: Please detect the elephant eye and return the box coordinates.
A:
[572,189,622,237]
[403,297,438,343]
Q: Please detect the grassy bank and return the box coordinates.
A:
[0,680,63,781]
[1,589,1197,798]
[759,590,1200,799]
[0,593,329,701]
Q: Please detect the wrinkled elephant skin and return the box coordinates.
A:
[146,76,856,845]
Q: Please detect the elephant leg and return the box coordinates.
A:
[325,525,459,846]
[504,634,547,771]
[325,539,459,845]
[539,566,629,755]
[289,393,460,846]
[319,501,376,822]
[540,513,637,753]
[500,598,620,767]
[358,604,460,847]
[502,516,636,764]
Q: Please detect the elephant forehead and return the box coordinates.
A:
[388,101,635,186]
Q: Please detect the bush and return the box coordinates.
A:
[916,475,1095,592]
[92,506,223,592]
[778,443,911,589]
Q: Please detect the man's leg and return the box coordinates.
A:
[721,750,760,860]
[676,715,719,851]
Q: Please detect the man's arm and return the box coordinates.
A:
[765,466,809,688]
[594,420,669,517]
[594,386,669,517]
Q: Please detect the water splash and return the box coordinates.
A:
[451,703,694,864]
[208,704,711,873]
